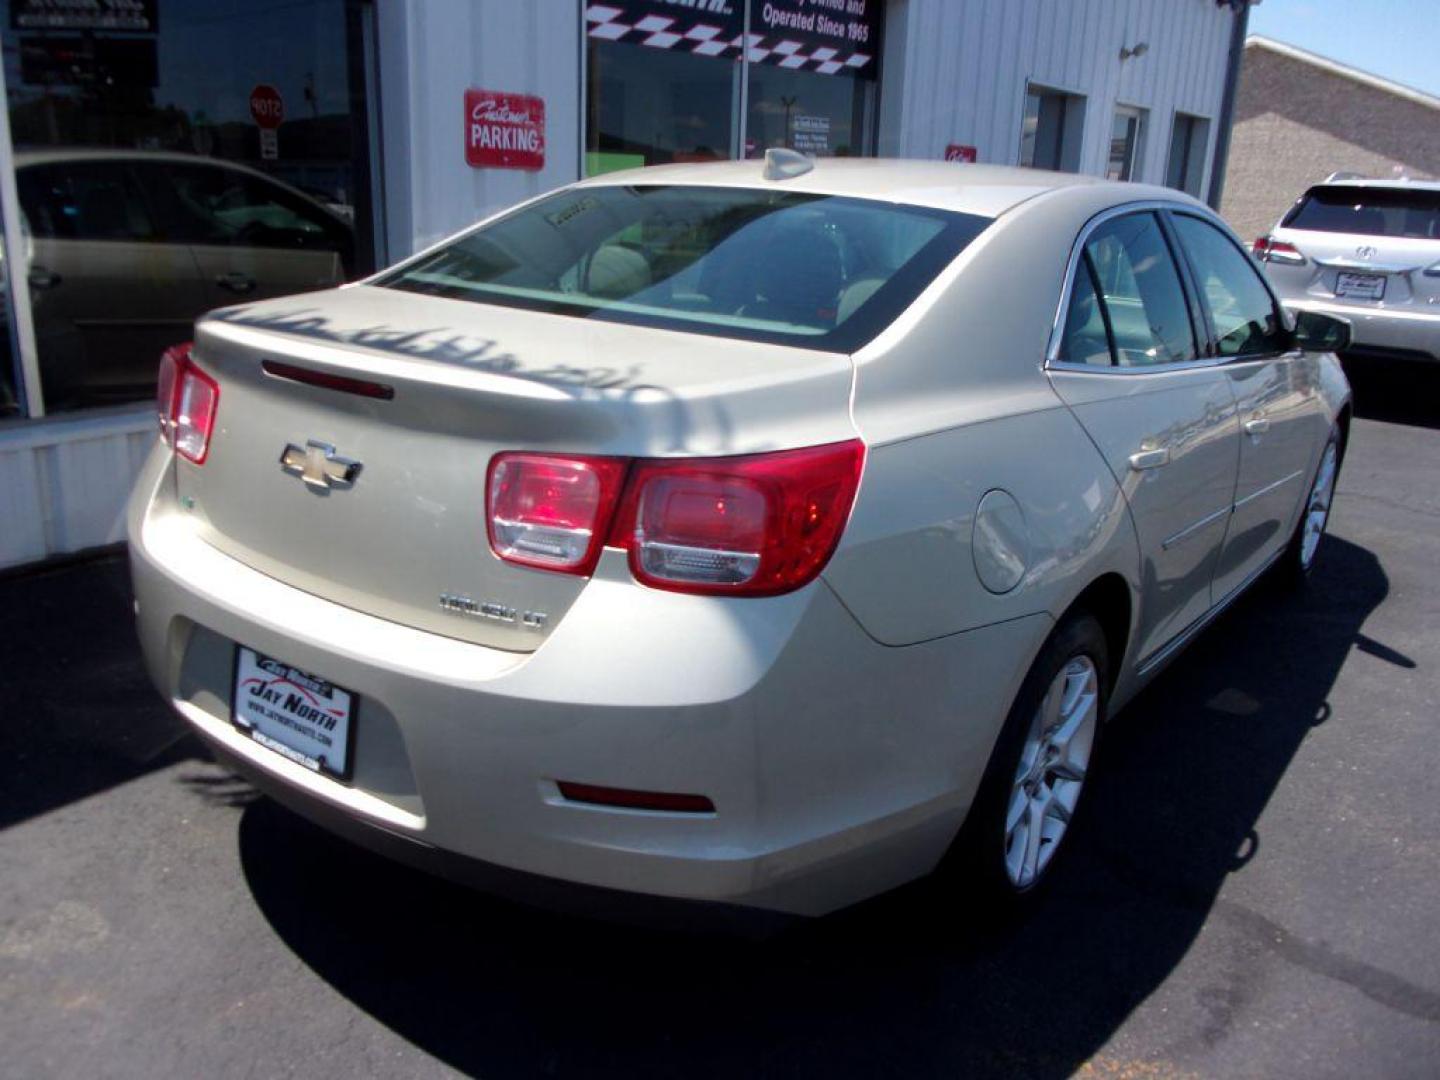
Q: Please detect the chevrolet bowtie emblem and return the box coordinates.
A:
[280,440,362,490]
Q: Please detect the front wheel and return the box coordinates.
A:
[943,611,1109,908]
[1279,427,1341,585]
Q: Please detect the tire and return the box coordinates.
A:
[942,611,1109,911]
[1277,426,1341,587]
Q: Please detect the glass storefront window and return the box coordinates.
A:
[584,1,881,176]
[745,63,874,159]
[586,40,738,174]
[0,0,377,415]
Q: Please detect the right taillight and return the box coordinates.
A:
[156,342,220,464]
[485,440,865,596]
[1252,236,1306,265]
[613,440,865,596]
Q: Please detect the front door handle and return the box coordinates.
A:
[1244,416,1271,437]
[1128,446,1171,471]
[215,271,257,294]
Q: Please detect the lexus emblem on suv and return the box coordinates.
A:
[280,440,362,490]
[1355,245,1378,259]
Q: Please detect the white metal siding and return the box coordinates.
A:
[881,0,1235,190]
[0,410,154,569]
[378,0,582,258]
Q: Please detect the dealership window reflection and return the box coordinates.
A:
[586,39,737,174]
[1,0,374,415]
[746,64,874,159]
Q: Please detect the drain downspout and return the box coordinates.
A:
[1207,0,1254,210]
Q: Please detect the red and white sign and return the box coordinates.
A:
[250,84,284,130]
[945,144,978,163]
[465,89,545,171]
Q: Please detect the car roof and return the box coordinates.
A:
[1310,176,1440,193]
[571,157,1153,219]
[13,147,277,179]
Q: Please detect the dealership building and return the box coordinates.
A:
[0,0,1251,569]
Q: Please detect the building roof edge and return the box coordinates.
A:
[1245,35,1440,113]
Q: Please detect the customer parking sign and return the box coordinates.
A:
[465,89,545,170]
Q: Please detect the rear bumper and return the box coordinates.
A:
[1283,298,1440,362]
[127,443,1048,916]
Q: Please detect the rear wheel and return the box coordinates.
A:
[944,611,1109,908]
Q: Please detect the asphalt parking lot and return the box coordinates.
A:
[3,358,1438,1079]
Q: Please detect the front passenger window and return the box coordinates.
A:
[1084,213,1197,367]
[1171,214,1287,357]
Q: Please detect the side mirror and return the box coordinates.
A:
[1292,309,1351,353]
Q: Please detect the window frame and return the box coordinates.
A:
[1046,201,1293,375]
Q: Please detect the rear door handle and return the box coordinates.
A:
[27,266,61,289]
[1128,447,1171,471]
[1244,416,1271,437]
[215,271,257,294]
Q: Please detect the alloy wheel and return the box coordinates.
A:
[1004,655,1099,889]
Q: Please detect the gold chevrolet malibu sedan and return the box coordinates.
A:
[128,154,1353,918]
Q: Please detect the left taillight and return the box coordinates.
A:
[486,453,629,576]
[157,342,220,465]
[1252,236,1306,266]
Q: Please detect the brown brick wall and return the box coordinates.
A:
[1220,45,1440,241]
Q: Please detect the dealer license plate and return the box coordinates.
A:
[1335,272,1385,301]
[232,647,355,781]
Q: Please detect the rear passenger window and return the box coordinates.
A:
[1171,214,1287,357]
[1060,255,1114,366]
[1084,213,1197,367]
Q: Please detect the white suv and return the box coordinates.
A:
[1253,175,1440,363]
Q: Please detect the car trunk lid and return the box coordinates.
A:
[176,285,857,651]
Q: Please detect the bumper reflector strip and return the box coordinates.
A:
[557,781,715,814]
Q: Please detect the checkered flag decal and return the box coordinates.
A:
[585,4,873,76]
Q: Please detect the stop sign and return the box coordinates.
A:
[250,84,284,129]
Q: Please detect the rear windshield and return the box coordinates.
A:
[379,184,992,352]
[1282,185,1440,240]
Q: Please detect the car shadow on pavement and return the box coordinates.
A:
[235,534,1395,1079]
[0,555,203,831]
[1342,355,1440,431]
